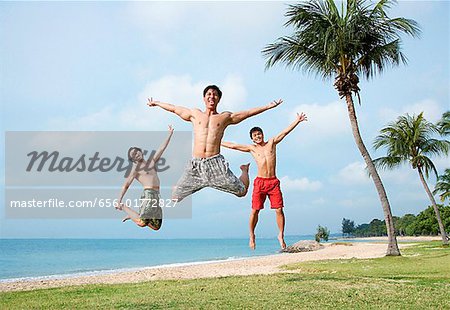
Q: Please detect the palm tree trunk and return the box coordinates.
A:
[345,94,400,256]
[417,167,449,245]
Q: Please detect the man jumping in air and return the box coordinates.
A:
[222,112,307,249]
[147,85,282,202]
[116,125,174,231]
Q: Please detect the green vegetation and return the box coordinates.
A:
[343,205,450,237]
[315,225,330,242]
[373,112,450,244]
[341,218,355,237]
[434,168,450,202]
[436,111,450,136]
[1,242,449,309]
[262,0,420,256]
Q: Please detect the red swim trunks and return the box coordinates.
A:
[252,177,284,210]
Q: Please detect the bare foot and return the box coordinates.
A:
[115,202,123,211]
[240,163,250,172]
[249,234,256,250]
[278,233,286,249]
[122,216,131,223]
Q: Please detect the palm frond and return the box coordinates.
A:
[372,156,403,171]
[263,0,421,86]
[414,155,438,179]
[374,112,448,178]
[433,168,450,201]
[436,111,450,136]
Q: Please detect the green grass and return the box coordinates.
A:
[1,242,449,309]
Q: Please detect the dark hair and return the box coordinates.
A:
[249,127,263,139]
[128,147,142,162]
[203,85,222,100]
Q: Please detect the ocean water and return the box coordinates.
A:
[0,235,318,281]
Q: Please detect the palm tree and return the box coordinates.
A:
[434,169,450,203]
[373,113,450,245]
[262,0,420,255]
[437,111,450,136]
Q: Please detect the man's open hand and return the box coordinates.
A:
[268,99,283,109]
[296,112,307,122]
[147,97,159,107]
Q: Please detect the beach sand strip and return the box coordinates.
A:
[2,238,436,292]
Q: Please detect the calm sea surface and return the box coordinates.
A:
[1,236,324,281]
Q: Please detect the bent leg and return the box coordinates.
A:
[275,208,286,249]
[249,209,260,250]
[208,156,248,197]
[237,163,250,197]
[172,161,204,201]
[121,204,146,227]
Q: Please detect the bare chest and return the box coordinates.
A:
[193,114,227,133]
[253,143,276,159]
[135,163,157,178]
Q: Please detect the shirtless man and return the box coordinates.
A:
[222,112,307,249]
[115,125,174,230]
[147,85,282,201]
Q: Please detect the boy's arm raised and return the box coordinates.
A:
[147,98,193,122]
[221,141,252,152]
[273,112,307,144]
[228,99,282,125]
[118,167,137,205]
[153,125,174,162]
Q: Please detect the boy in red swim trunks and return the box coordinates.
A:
[222,112,307,250]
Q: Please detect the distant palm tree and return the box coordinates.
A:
[437,111,450,136]
[262,0,420,255]
[373,113,450,245]
[434,169,450,203]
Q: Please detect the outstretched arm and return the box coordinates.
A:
[221,141,252,152]
[273,112,307,144]
[229,99,282,125]
[117,167,137,205]
[147,97,193,122]
[153,125,174,162]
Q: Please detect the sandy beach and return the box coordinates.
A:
[1,236,441,293]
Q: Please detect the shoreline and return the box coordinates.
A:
[0,255,256,284]
[2,237,441,293]
[341,236,442,242]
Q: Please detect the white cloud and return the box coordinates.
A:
[280,175,322,192]
[379,165,416,184]
[291,101,350,139]
[48,106,115,130]
[220,75,247,111]
[378,99,443,124]
[137,74,205,109]
[137,74,247,112]
[46,74,248,131]
[330,161,371,185]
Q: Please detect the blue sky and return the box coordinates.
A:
[1,1,449,239]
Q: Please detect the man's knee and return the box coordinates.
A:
[275,208,284,215]
[251,209,260,215]
[236,192,246,198]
